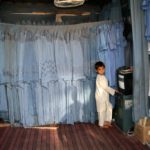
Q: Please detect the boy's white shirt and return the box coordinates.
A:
[96,74,115,98]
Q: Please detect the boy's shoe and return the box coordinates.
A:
[104,121,112,127]
[100,125,109,128]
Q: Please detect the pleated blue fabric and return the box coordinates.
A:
[0,21,125,126]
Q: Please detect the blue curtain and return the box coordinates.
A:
[130,0,149,122]
[142,0,150,100]
[0,21,125,127]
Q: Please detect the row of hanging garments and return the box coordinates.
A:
[96,22,126,87]
[0,21,126,126]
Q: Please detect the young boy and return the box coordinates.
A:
[95,61,117,128]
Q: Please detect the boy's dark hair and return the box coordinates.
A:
[95,61,105,70]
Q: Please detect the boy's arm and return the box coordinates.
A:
[105,86,116,96]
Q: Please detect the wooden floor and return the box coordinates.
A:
[0,123,149,150]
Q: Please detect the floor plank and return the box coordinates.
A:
[0,123,149,150]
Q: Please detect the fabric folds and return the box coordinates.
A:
[0,21,125,126]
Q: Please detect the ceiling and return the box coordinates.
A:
[0,0,112,16]
[0,0,130,25]
[0,0,111,8]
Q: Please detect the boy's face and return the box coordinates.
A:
[96,66,105,75]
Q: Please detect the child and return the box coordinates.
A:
[95,61,117,128]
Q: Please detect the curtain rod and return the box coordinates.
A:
[0,20,114,28]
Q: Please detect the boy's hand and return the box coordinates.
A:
[115,90,123,96]
[115,89,119,93]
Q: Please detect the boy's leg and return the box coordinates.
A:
[98,110,105,127]
[97,100,108,128]
[98,112,103,126]
[105,101,113,125]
